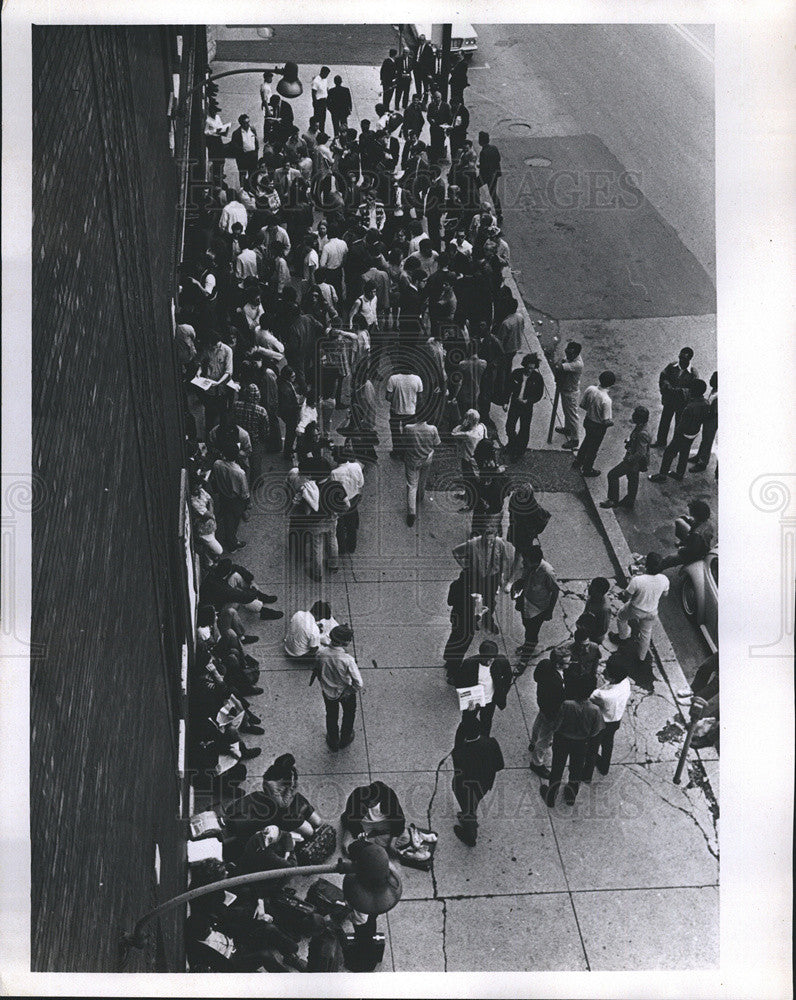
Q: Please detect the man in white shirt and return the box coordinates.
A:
[574,370,616,476]
[402,417,441,526]
[582,657,632,779]
[315,624,363,749]
[609,552,669,661]
[284,600,336,661]
[234,239,259,283]
[331,444,365,553]
[259,70,273,137]
[218,196,248,234]
[319,232,348,299]
[311,66,331,132]
[386,367,424,457]
[553,341,584,450]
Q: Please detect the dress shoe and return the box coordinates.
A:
[529,762,551,779]
[241,685,264,695]
[453,824,475,847]
[257,593,278,604]
[562,784,577,805]
[539,785,554,807]
[582,469,601,477]
[260,607,284,621]
[241,724,265,735]
[668,472,684,481]
[596,760,610,776]
[648,473,667,483]
[239,746,262,760]
[326,735,339,751]
[690,464,707,473]
[230,541,246,550]
[338,732,355,749]
[406,513,416,526]
[244,654,259,667]
[616,496,634,509]
[555,426,567,435]
[241,635,260,644]
[562,440,578,450]
[600,499,617,508]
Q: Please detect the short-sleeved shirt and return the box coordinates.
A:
[626,572,669,614]
[317,645,364,700]
[558,355,584,394]
[202,342,233,381]
[591,677,631,723]
[284,611,322,657]
[386,373,423,415]
[403,422,441,465]
[331,461,365,502]
[580,385,612,424]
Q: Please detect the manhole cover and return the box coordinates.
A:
[507,121,533,134]
[524,155,552,167]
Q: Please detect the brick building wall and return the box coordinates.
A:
[31,26,204,971]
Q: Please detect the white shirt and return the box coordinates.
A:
[331,461,365,503]
[312,74,329,100]
[477,661,495,705]
[218,200,248,233]
[580,385,613,424]
[626,573,670,614]
[320,237,347,270]
[260,81,272,108]
[590,677,631,722]
[303,248,319,279]
[317,616,340,644]
[242,300,264,331]
[235,248,259,281]
[284,611,321,657]
[240,126,257,153]
[408,234,425,253]
[386,372,423,415]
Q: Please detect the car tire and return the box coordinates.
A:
[681,575,698,619]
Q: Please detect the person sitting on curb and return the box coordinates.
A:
[340,780,406,855]
[283,600,337,663]
[657,499,714,570]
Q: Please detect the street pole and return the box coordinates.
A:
[440,24,452,102]
[673,696,707,784]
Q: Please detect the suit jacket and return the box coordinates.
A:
[508,367,544,407]
[479,143,502,182]
[327,85,352,118]
[230,125,258,160]
[402,104,425,138]
[454,654,513,710]
[380,56,397,85]
[427,100,452,129]
[415,41,436,75]
[395,51,413,78]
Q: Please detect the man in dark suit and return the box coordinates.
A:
[380,48,398,109]
[327,75,353,136]
[394,47,413,109]
[401,92,425,141]
[449,52,469,105]
[414,35,437,105]
[267,94,294,145]
[478,131,503,224]
[453,639,513,738]
[506,353,545,461]
[426,91,452,164]
[451,711,505,846]
[229,114,259,183]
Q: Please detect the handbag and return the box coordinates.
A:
[306,878,352,918]
[295,823,337,865]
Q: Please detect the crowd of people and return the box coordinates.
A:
[179,40,718,969]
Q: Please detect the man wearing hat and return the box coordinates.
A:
[229,114,259,184]
[452,639,513,738]
[451,712,505,846]
[314,624,363,750]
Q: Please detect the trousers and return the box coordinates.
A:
[659,432,697,478]
[545,733,592,806]
[452,776,486,843]
[530,710,557,768]
[323,691,356,743]
[617,603,657,660]
[606,459,640,503]
[576,419,608,471]
[581,720,621,780]
[560,390,580,443]
[506,401,533,457]
[405,455,432,515]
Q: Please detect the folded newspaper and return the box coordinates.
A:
[456,684,486,711]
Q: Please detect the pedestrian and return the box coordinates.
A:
[426,91,452,163]
[283,600,336,663]
[581,655,632,780]
[443,566,476,678]
[385,363,424,458]
[276,365,302,463]
[394,46,413,109]
[600,405,651,510]
[311,66,331,132]
[493,296,525,407]
[452,524,514,635]
[380,48,398,109]
[449,53,469,105]
[232,384,270,489]
[402,414,441,526]
[657,499,714,570]
[574,371,616,476]
[450,409,488,511]
[608,551,669,662]
[413,34,436,105]
[452,639,512,739]
[540,671,604,807]
[451,711,505,846]
[553,341,584,450]
[654,347,700,449]
[209,444,251,552]
[330,441,365,554]
[648,380,708,482]
[313,624,363,750]
[327,74,352,136]
[470,437,509,537]
[477,131,502,223]
[689,370,717,473]
[229,114,259,184]
[458,341,487,414]
[505,352,544,461]
[560,627,602,697]
[576,577,612,645]
[511,546,560,671]
[527,650,566,780]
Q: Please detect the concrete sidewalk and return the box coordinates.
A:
[206,40,719,971]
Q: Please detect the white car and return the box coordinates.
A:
[406,23,478,60]
[679,547,718,653]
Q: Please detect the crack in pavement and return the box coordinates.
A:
[627,762,719,861]
[441,898,449,971]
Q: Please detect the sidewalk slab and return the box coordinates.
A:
[444,893,588,971]
[573,885,719,970]
[386,899,446,971]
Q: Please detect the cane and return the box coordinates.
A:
[673,696,707,784]
[546,382,561,444]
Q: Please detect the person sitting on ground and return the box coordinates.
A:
[283,600,338,662]
[199,557,283,622]
[576,577,612,645]
[658,499,714,570]
[340,780,406,855]
[236,825,299,878]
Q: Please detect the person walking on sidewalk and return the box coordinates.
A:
[505,353,544,462]
[689,370,717,473]
[581,655,631,780]
[380,48,398,109]
[386,364,424,458]
[574,371,616,476]
[528,651,566,780]
[327,75,352,137]
[608,551,669,662]
[654,347,700,449]
[331,443,365,554]
[311,66,331,132]
[648,379,708,483]
[443,567,476,678]
[450,409,488,511]
[553,341,584,450]
[451,712,505,846]
[512,546,560,671]
[402,415,441,527]
[540,671,604,808]
[209,444,251,552]
[452,524,514,635]
[452,639,512,739]
[493,296,525,407]
[314,624,363,750]
[576,577,612,645]
[600,405,651,510]
[477,132,503,224]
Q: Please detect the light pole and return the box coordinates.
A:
[182,61,303,113]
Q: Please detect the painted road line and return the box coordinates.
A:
[670,23,715,64]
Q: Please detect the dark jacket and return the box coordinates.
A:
[229,125,259,161]
[402,104,425,138]
[426,99,452,129]
[478,143,502,182]
[327,84,352,118]
[341,781,406,837]
[416,41,437,76]
[451,734,505,794]
[277,375,301,420]
[380,56,397,86]
[508,367,544,406]
[658,361,699,407]
[454,654,513,710]
[534,659,565,720]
